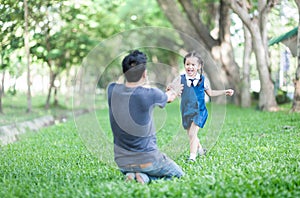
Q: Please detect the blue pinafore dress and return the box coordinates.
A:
[180,74,208,129]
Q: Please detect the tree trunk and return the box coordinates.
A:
[64,66,71,107]
[218,0,241,104]
[45,84,52,110]
[241,25,252,107]
[0,69,4,113]
[229,0,278,111]
[44,17,54,110]
[0,93,2,114]
[1,70,5,97]
[54,86,58,106]
[0,73,3,114]
[252,31,278,111]
[292,67,300,112]
[291,0,300,112]
[258,0,271,72]
[53,76,60,107]
[45,71,57,109]
[24,0,32,113]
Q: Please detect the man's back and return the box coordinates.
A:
[107,83,167,166]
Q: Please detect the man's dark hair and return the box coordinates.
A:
[122,50,147,82]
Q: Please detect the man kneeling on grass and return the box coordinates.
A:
[107,50,184,184]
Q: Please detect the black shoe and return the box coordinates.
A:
[187,158,196,163]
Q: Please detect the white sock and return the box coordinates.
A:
[189,153,197,160]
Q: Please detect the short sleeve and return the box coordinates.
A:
[204,77,210,90]
[152,88,168,108]
[107,83,116,104]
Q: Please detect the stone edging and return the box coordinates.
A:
[0,115,55,146]
[0,109,90,146]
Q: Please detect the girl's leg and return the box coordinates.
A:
[187,122,204,160]
[187,122,199,160]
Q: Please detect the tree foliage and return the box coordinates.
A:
[0,0,298,112]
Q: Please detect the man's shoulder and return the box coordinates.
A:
[107,82,124,95]
[108,82,125,89]
[108,82,117,87]
[107,82,115,92]
[137,87,165,101]
[144,86,163,94]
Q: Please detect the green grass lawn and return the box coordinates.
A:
[0,93,73,126]
[0,99,299,197]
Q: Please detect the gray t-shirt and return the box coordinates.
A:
[107,83,167,167]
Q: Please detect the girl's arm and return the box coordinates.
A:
[205,89,234,97]
[166,75,183,97]
[166,84,184,102]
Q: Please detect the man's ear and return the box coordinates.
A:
[142,70,147,78]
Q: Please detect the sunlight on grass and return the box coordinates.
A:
[0,94,72,126]
[0,100,299,197]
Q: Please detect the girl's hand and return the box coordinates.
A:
[166,85,171,92]
[225,89,234,96]
[167,76,183,96]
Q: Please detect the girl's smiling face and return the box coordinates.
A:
[184,57,201,78]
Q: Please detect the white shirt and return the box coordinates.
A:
[185,73,201,87]
[185,73,209,90]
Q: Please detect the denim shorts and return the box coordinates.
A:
[119,154,184,182]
